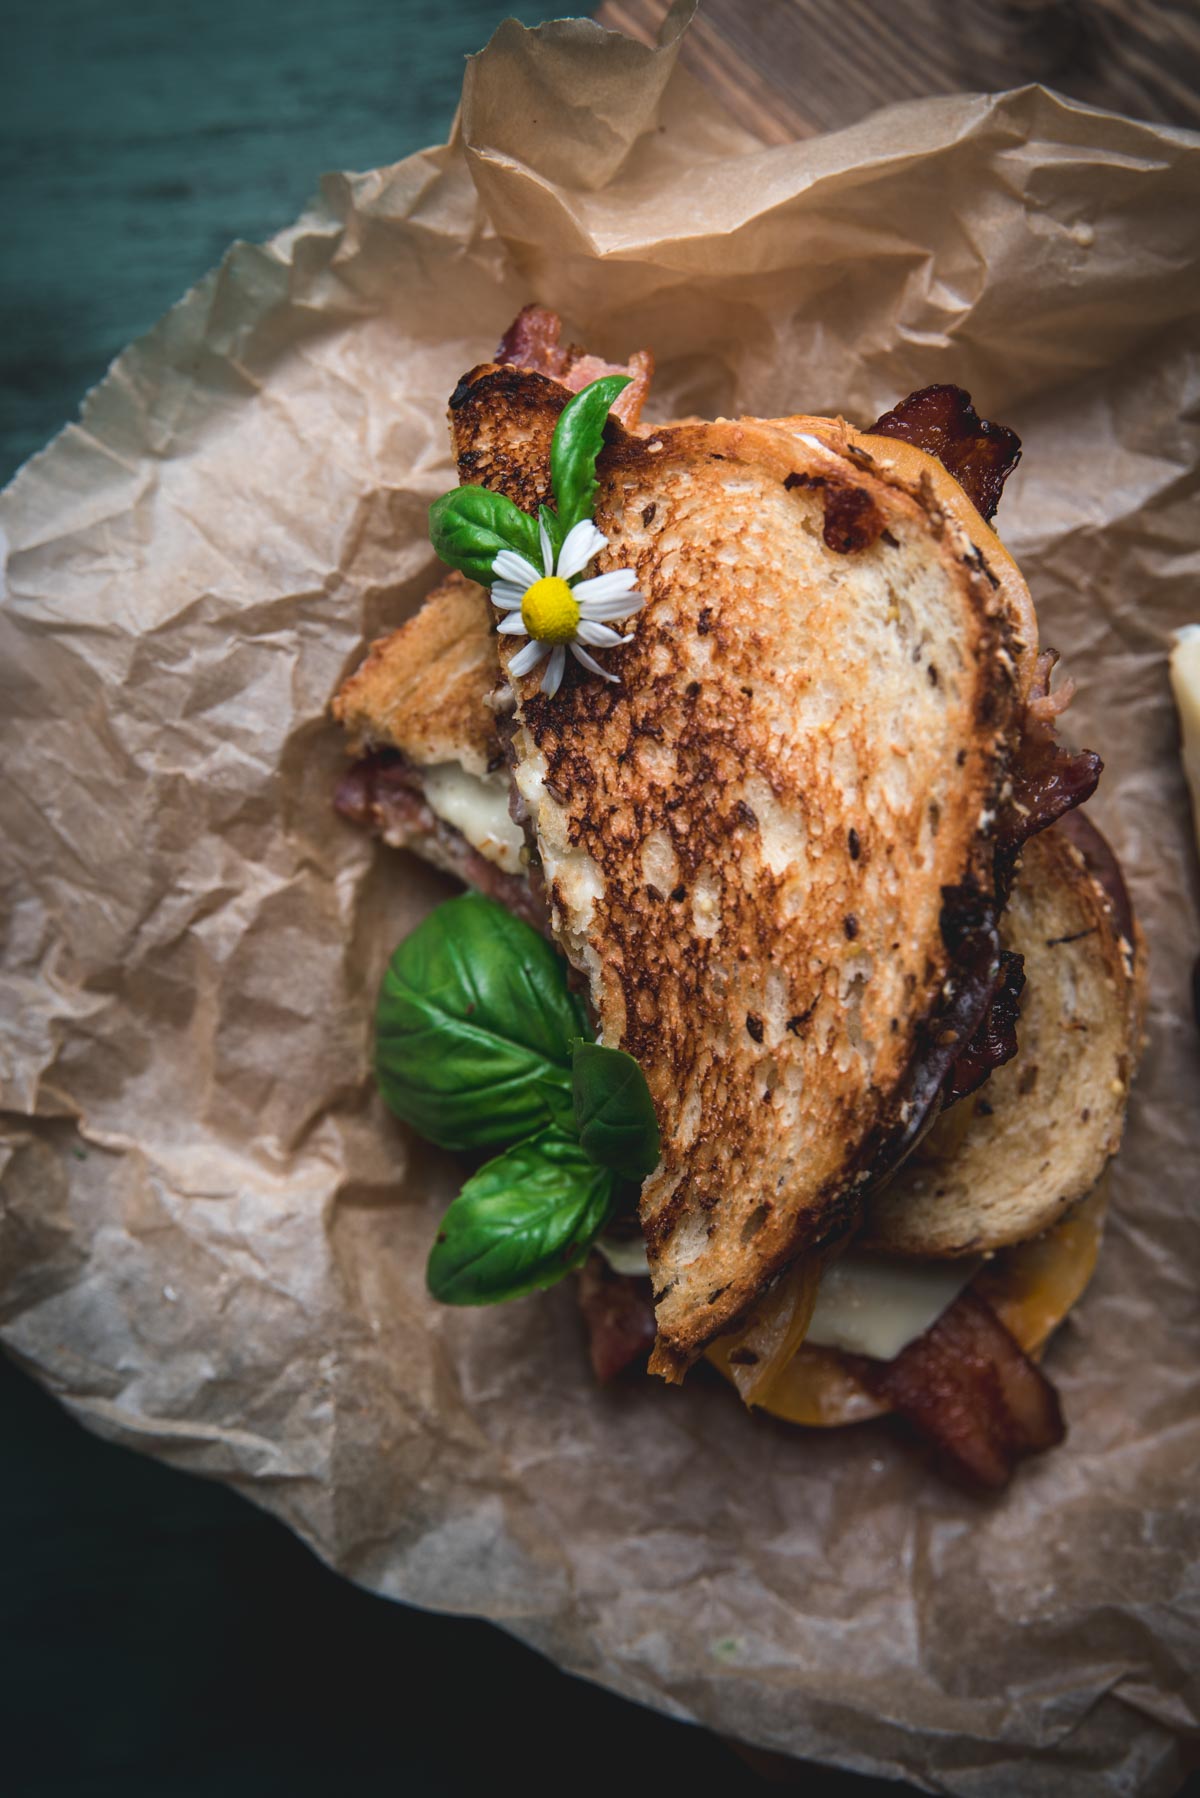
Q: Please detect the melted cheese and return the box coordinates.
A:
[605,1234,977,1362]
[596,1233,654,1278]
[1170,625,1200,853]
[421,762,525,875]
[751,1186,1108,1428]
[803,1252,980,1360]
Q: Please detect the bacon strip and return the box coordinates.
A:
[577,1253,657,1383]
[857,1289,1065,1489]
[995,651,1103,893]
[870,383,1021,521]
[495,304,654,430]
[335,752,549,934]
[943,949,1025,1106]
[880,888,1005,1171]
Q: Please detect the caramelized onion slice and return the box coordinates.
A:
[710,1253,823,1408]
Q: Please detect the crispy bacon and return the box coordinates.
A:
[496,304,562,375]
[335,752,549,933]
[880,886,1005,1171]
[995,651,1103,893]
[577,1253,657,1383]
[870,383,1021,521]
[1002,725,1101,861]
[943,949,1025,1106]
[495,304,654,430]
[857,1289,1065,1489]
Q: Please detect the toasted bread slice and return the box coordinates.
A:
[449,365,1037,1377]
[332,571,497,777]
[863,821,1141,1256]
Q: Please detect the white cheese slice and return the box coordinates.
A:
[420,762,525,875]
[1170,625,1200,854]
[804,1252,981,1361]
[596,1233,654,1278]
[596,1234,979,1362]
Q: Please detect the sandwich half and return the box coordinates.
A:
[445,364,1050,1378]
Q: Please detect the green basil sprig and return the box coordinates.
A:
[571,1042,661,1183]
[428,486,542,589]
[426,1128,614,1305]
[428,373,631,585]
[549,374,632,537]
[373,892,659,1306]
[375,893,587,1151]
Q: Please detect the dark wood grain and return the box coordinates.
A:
[599,0,1200,141]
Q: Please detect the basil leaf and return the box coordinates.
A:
[429,486,541,587]
[427,1128,615,1305]
[550,375,631,537]
[375,893,589,1151]
[572,1042,661,1182]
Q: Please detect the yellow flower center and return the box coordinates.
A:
[520,576,580,645]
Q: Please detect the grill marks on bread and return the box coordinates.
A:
[450,372,1030,1376]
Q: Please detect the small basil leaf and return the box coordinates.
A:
[427,1128,615,1305]
[572,1042,661,1182]
[429,486,541,586]
[549,375,631,537]
[375,893,589,1151]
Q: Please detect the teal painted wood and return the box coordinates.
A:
[2,0,545,483]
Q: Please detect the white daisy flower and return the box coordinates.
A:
[490,517,644,698]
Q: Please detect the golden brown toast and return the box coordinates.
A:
[332,570,497,777]
[449,365,1038,1377]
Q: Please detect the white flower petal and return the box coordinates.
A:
[496,613,529,635]
[492,549,541,589]
[508,638,551,677]
[490,582,526,611]
[557,519,607,582]
[572,569,639,604]
[575,620,633,648]
[570,643,619,682]
[539,517,554,576]
[576,592,645,623]
[541,645,567,697]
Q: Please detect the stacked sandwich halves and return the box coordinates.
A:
[335,309,1142,1487]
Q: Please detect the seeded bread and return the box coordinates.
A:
[863,822,1141,1257]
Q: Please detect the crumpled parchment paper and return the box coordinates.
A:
[2,12,1198,1794]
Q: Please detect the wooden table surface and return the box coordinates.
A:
[600,0,1200,144]
[3,6,1196,1795]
